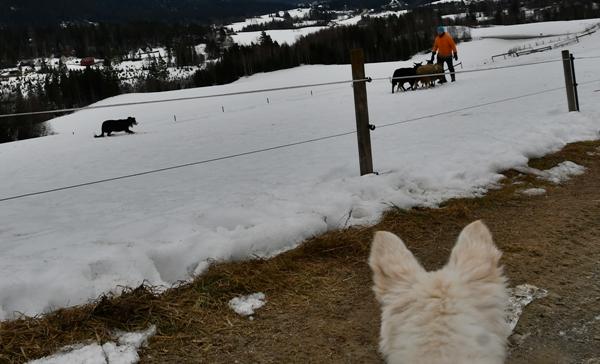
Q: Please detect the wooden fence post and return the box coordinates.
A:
[562,50,577,112]
[350,49,373,176]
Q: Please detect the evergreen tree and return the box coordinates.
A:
[205,39,221,60]
[259,31,274,46]
[147,55,169,80]
[0,86,52,143]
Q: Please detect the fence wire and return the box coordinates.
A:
[387,57,575,82]
[387,56,597,84]
[1,56,596,202]
[0,54,586,120]
[378,86,565,129]
[2,77,594,203]
[0,78,371,119]
[572,55,600,60]
[0,130,355,203]
[381,77,600,130]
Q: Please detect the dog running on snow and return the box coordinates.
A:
[94,116,137,138]
[369,220,510,364]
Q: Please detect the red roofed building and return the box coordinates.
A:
[80,57,95,66]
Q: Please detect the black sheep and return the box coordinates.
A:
[391,62,422,93]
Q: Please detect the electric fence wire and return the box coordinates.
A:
[2,57,598,202]
[0,130,356,203]
[3,75,595,203]
[0,55,590,120]
[377,86,565,129]
[573,55,600,60]
[383,57,567,83]
[0,78,371,119]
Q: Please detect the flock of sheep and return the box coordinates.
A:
[391,61,444,93]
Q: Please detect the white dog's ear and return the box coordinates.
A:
[447,220,503,282]
[369,231,425,300]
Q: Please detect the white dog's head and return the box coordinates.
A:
[369,220,510,364]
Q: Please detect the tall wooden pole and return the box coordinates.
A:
[562,50,576,112]
[350,49,373,176]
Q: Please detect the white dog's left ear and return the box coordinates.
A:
[369,231,425,301]
[447,220,503,282]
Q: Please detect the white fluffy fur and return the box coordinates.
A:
[369,220,510,364]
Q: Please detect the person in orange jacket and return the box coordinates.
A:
[430,26,457,83]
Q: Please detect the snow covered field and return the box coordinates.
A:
[1,18,599,329]
[227,7,366,46]
[475,19,599,39]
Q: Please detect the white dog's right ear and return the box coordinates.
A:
[369,231,425,301]
[447,220,504,283]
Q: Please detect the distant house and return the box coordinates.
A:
[59,56,73,65]
[134,47,161,60]
[80,57,95,66]
[60,50,77,65]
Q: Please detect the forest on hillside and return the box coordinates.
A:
[1,0,599,143]
[0,0,294,27]
[0,21,214,68]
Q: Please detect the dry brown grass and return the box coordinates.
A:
[2,139,599,364]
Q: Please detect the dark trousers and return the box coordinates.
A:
[437,55,455,82]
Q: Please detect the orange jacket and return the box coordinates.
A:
[432,33,457,57]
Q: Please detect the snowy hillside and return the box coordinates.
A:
[0,19,599,322]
